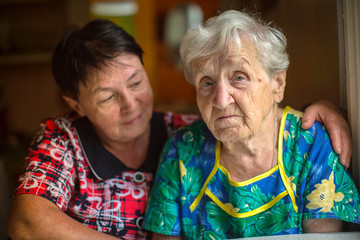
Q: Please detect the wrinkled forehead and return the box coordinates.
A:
[192,39,259,71]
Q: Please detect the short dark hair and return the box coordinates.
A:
[52,19,144,99]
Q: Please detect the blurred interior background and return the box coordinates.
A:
[0,0,349,238]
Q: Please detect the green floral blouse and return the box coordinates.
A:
[144,107,360,239]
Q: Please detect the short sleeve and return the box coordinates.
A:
[143,136,182,235]
[14,117,77,211]
[301,122,360,224]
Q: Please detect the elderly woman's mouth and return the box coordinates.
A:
[217,115,235,120]
[216,115,241,121]
[214,115,241,127]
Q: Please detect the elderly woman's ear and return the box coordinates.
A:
[272,71,286,103]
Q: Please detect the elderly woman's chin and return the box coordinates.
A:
[212,125,251,143]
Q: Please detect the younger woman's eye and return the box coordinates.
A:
[129,79,142,89]
[101,95,114,103]
[132,81,141,87]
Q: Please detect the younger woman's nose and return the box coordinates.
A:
[120,91,137,112]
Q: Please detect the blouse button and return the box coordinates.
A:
[134,171,145,183]
[136,217,144,229]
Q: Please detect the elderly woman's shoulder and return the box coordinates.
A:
[285,107,326,132]
[172,119,210,140]
[284,106,330,148]
[285,107,304,121]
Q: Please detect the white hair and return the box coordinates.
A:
[180,10,290,84]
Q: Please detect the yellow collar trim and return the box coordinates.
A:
[190,141,221,212]
[205,188,288,218]
[219,164,279,187]
[190,106,298,214]
[278,106,298,212]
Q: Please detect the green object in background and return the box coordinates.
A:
[90,1,138,37]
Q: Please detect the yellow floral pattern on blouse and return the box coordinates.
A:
[306,172,345,212]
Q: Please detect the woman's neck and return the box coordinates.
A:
[102,126,151,170]
[220,108,282,182]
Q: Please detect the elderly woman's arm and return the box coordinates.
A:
[7,194,118,240]
[302,218,343,233]
[302,100,351,169]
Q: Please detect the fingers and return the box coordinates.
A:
[301,106,318,130]
[339,126,352,170]
[327,125,342,155]
[326,119,352,169]
[301,117,314,130]
[301,100,352,169]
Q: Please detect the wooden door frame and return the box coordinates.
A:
[338,0,360,185]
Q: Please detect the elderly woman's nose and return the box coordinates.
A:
[213,81,234,109]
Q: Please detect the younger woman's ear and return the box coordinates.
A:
[273,71,287,103]
[62,95,85,117]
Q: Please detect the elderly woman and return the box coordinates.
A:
[143,10,360,239]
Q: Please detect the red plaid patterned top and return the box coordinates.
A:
[14,111,199,239]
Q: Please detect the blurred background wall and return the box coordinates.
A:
[0,0,341,238]
[0,0,341,135]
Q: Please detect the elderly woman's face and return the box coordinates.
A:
[72,54,153,144]
[193,40,285,143]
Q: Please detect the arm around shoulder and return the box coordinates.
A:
[7,194,118,240]
[301,100,352,168]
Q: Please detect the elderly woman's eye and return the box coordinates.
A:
[201,80,213,87]
[234,75,245,81]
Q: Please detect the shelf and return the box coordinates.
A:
[0,0,68,65]
[0,0,53,4]
[0,52,52,65]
